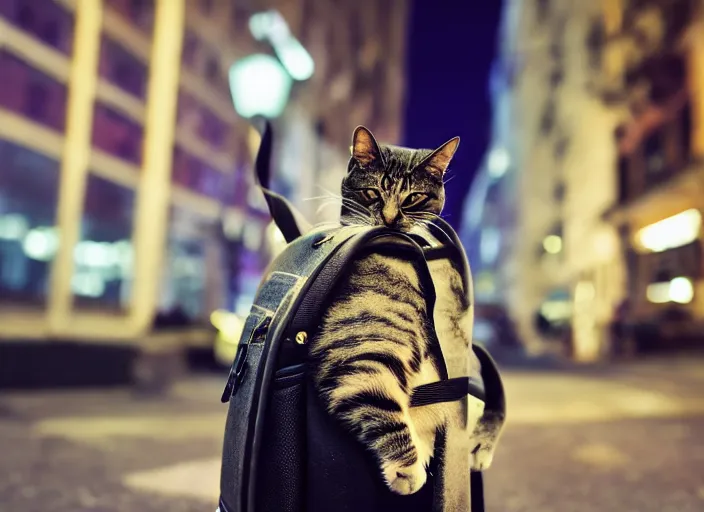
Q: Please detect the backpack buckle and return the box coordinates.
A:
[221,315,270,403]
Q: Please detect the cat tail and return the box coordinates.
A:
[252,119,312,242]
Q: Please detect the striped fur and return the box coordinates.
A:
[310,251,445,494]
[310,127,497,496]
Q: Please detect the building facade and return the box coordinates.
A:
[469,0,704,361]
[459,0,522,348]
[601,0,704,354]
[0,0,407,353]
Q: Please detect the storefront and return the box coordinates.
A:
[613,189,704,352]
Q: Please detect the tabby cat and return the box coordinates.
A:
[310,126,500,497]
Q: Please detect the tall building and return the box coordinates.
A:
[468,0,704,360]
[0,0,407,383]
[600,0,704,354]
[459,0,522,348]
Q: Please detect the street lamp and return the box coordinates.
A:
[229,10,315,120]
[248,10,314,81]
[228,54,293,119]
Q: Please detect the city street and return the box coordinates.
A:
[1,358,703,512]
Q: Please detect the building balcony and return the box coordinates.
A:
[616,96,694,205]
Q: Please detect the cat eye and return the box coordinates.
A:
[360,189,380,202]
[402,193,429,208]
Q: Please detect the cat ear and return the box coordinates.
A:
[351,126,381,167]
[422,137,460,178]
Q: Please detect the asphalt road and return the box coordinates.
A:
[1,357,703,512]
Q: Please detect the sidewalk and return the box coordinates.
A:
[2,365,704,511]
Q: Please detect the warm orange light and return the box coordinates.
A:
[635,209,701,253]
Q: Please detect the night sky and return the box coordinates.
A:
[403,0,504,231]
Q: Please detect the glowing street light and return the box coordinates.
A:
[543,234,562,254]
[248,10,315,81]
[229,54,293,119]
[487,147,509,178]
[636,209,701,253]
[229,11,315,119]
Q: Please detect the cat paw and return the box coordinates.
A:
[471,445,495,471]
[383,459,428,495]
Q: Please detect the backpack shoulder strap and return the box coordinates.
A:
[286,229,432,336]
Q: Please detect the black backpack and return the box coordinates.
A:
[218,124,506,512]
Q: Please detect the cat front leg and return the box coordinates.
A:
[320,363,430,495]
[378,409,432,494]
[469,410,504,471]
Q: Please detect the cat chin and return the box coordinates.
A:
[369,222,415,233]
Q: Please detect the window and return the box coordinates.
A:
[0,141,60,306]
[230,3,251,36]
[553,136,569,160]
[73,174,135,309]
[177,91,232,149]
[199,0,214,15]
[205,54,220,84]
[158,207,215,322]
[536,0,550,24]
[27,81,48,119]
[1,0,74,55]
[92,102,144,164]
[171,147,224,199]
[176,89,197,124]
[98,36,148,99]
[643,131,666,176]
[679,101,692,160]
[0,51,68,131]
[553,182,566,202]
[586,17,604,70]
[549,67,563,89]
[540,100,556,135]
[198,106,229,149]
[181,30,199,69]
[617,154,630,202]
[105,0,154,32]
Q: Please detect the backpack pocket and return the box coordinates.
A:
[255,364,307,512]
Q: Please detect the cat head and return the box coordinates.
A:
[341,125,459,232]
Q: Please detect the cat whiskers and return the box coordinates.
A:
[443,174,457,185]
[407,212,453,242]
[304,190,372,221]
[313,197,371,225]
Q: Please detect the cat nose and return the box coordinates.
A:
[382,206,401,226]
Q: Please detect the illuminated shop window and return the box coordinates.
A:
[646,277,694,305]
[0,51,68,131]
[158,207,215,322]
[0,140,60,306]
[0,0,74,55]
[635,209,701,253]
[73,174,135,309]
